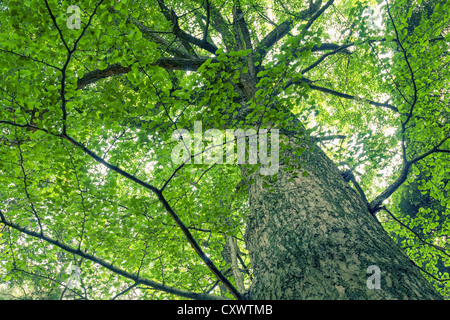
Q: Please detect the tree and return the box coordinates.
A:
[0,0,449,300]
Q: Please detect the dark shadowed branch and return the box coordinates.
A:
[369,134,450,213]
[284,78,399,112]
[0,210,224,300]
[156,0,218,55]
[76,57,212,89]
[257,0,333,62]
[0,117,242,300]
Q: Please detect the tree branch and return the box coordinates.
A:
[257,0,333,61]
[233,0,256,78]
[197,0,236,51]
[312,134,346,142]
[76,58,212,89]
[203,0,210,43]
[12,267,87,300]
[62,133,242,300]
[341,169,369,206]
[408,135,450,165]
[284,78,399,112]
[369,134,450,213]
[386,0,417,127]
[43,0,69,52]
[111,283,138,300]
[300,43,354,74]
[0,119,242,299]
[109,8,194,59]
[0,48,62,71]
[0,215,224,300]
[380,207,450,261]
[157,0,218,55]
[15,132,44,236]
[0,120,55,136]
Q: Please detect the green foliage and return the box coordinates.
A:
[0,0,449,299]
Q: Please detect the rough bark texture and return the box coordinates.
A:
[243,139,442,299]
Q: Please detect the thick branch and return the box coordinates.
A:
[207,3,235,51]
[119,11,194,59]
[233,0,256,78]
[203,0,210,42]
[257,0,333,61]
[233,1,253,52]
[76,58,211,89]
[228,236,245,293]
[313,134,346,142]
[157,0,218,55]
[344,170,369,206]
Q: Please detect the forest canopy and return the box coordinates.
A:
[0,0,449,300]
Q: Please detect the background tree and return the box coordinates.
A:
[0,0,449,299]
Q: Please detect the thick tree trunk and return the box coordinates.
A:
[243,138,441,299]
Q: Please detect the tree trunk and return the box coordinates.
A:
[243,138,441,299]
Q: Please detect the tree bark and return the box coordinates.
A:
[243,138,442,299]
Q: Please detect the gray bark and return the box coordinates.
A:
[243,139,442,299]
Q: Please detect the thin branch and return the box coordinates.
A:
[413,263,450,283]
[111,283,138,300]
[284,78,398,112]
[62,134,160,192]
[381,207,450,260]
[0,48,62,71]
[0,120,57,136]
[0,216,224,300]
[59,0,105,135]
[369,134,450,213]
[62,142,88,251]
[409,135,450,165]
[14,126,44,235]
[62,133,242,300]
[386,0,417,127]
[70,0,105,55]
[43,0,70,52]
[12,267,87,300]
[205,267,232,294]
[300,43,354,74]
[108,7,194,59]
